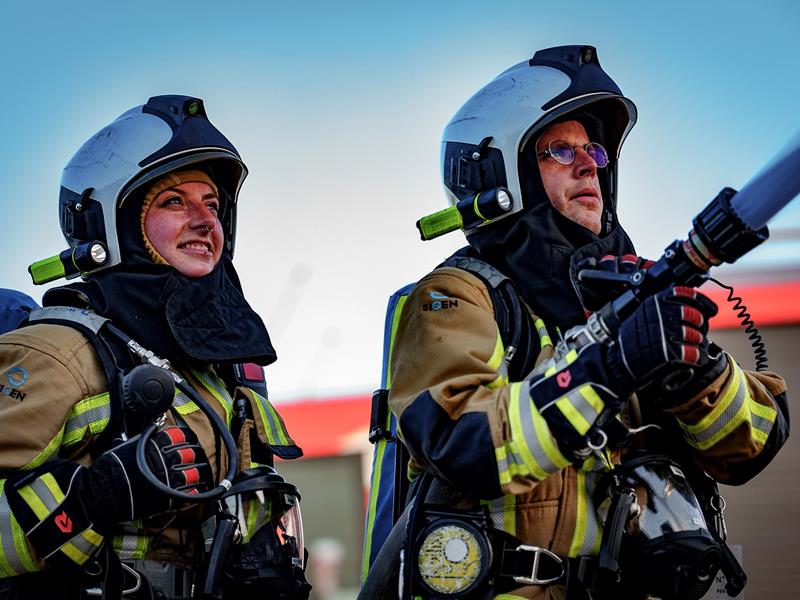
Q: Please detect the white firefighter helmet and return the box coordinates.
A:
[441,45,637,233]
[58,95,247,274]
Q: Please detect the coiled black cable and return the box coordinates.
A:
[709,277,769,371]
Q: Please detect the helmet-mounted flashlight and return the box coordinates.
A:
[28,241,109,285]
[416,187,513,240]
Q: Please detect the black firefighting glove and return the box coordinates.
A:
[79,425,213,530]
[5,426,212,568]
[605,285,725,397]
[575,254,655,312]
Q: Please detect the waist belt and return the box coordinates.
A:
[491,528,566,595]
[499,543,565,585]
[492,529,602,600]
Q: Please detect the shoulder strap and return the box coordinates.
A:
[442,255,538,380]
[27,306,129,454]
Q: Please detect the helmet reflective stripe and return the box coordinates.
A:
[441,46,636,234]
[58,95,247,275]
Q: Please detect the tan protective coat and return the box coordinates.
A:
[389,267,786,599]
[0,322,286,568]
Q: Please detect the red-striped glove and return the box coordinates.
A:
[576,254,655,312]
[605,286,719,391]
[79,425,212,529]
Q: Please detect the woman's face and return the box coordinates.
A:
[144,181,224,277]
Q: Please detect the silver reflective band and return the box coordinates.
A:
[512,545,564,585]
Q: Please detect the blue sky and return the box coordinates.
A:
[2,1,798,398]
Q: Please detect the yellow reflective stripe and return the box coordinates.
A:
[16,486,48,520]
[554,384,605,436]
[567,462,604,558]
[678,361,756,450]
[172,388,200,415]
[59,541,91,564]
[495,595,528,600]
[245,502,259,543]
[58,528,103,565]
[385,295,409,390]
[481,494,517,537]
[17,475,102,566]
[500,493,516,535]
[750,400,777,445]
[556,396,592,435]
[487,330,504,371]
[113,522,148,560]
[534,318,552,349]
[250,390,290,446]
[0,481,39,576]
[23,422,66,469]
[487,375,506,390]
[508,384,547,480]
[42,473,65,504]
[544,348,578,377]
[361,438,390,584]
[82,528,103,547]
[509,383,570,480]
[63,393,111,446]
[243,497,270,544]
[579,385,604,414]
[682,362,744,432]
[569,470,589,557]
[495,445,531,486]
[191,369,233,426]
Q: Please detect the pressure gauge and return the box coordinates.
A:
[416,519,492,596]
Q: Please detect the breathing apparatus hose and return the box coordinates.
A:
[135,380,237,502]
[105,323,238,503]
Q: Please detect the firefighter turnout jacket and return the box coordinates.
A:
[0,321,296,580]
[388,266,788,600]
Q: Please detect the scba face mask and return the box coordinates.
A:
[595,455,727,600]
[204,467,311,600]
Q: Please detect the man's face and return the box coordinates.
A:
[144,181,224,277]
[535,120,603,235]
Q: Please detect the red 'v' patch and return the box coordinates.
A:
[556,370,572,388]
[54,511,73,534]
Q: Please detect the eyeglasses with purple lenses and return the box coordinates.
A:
[537,140,609,168]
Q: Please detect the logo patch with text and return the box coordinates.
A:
[423,291,459,312]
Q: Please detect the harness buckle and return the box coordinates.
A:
[512,545,565,585]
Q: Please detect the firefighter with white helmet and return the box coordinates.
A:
[0,96,309,599]
[363,46,788,599]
